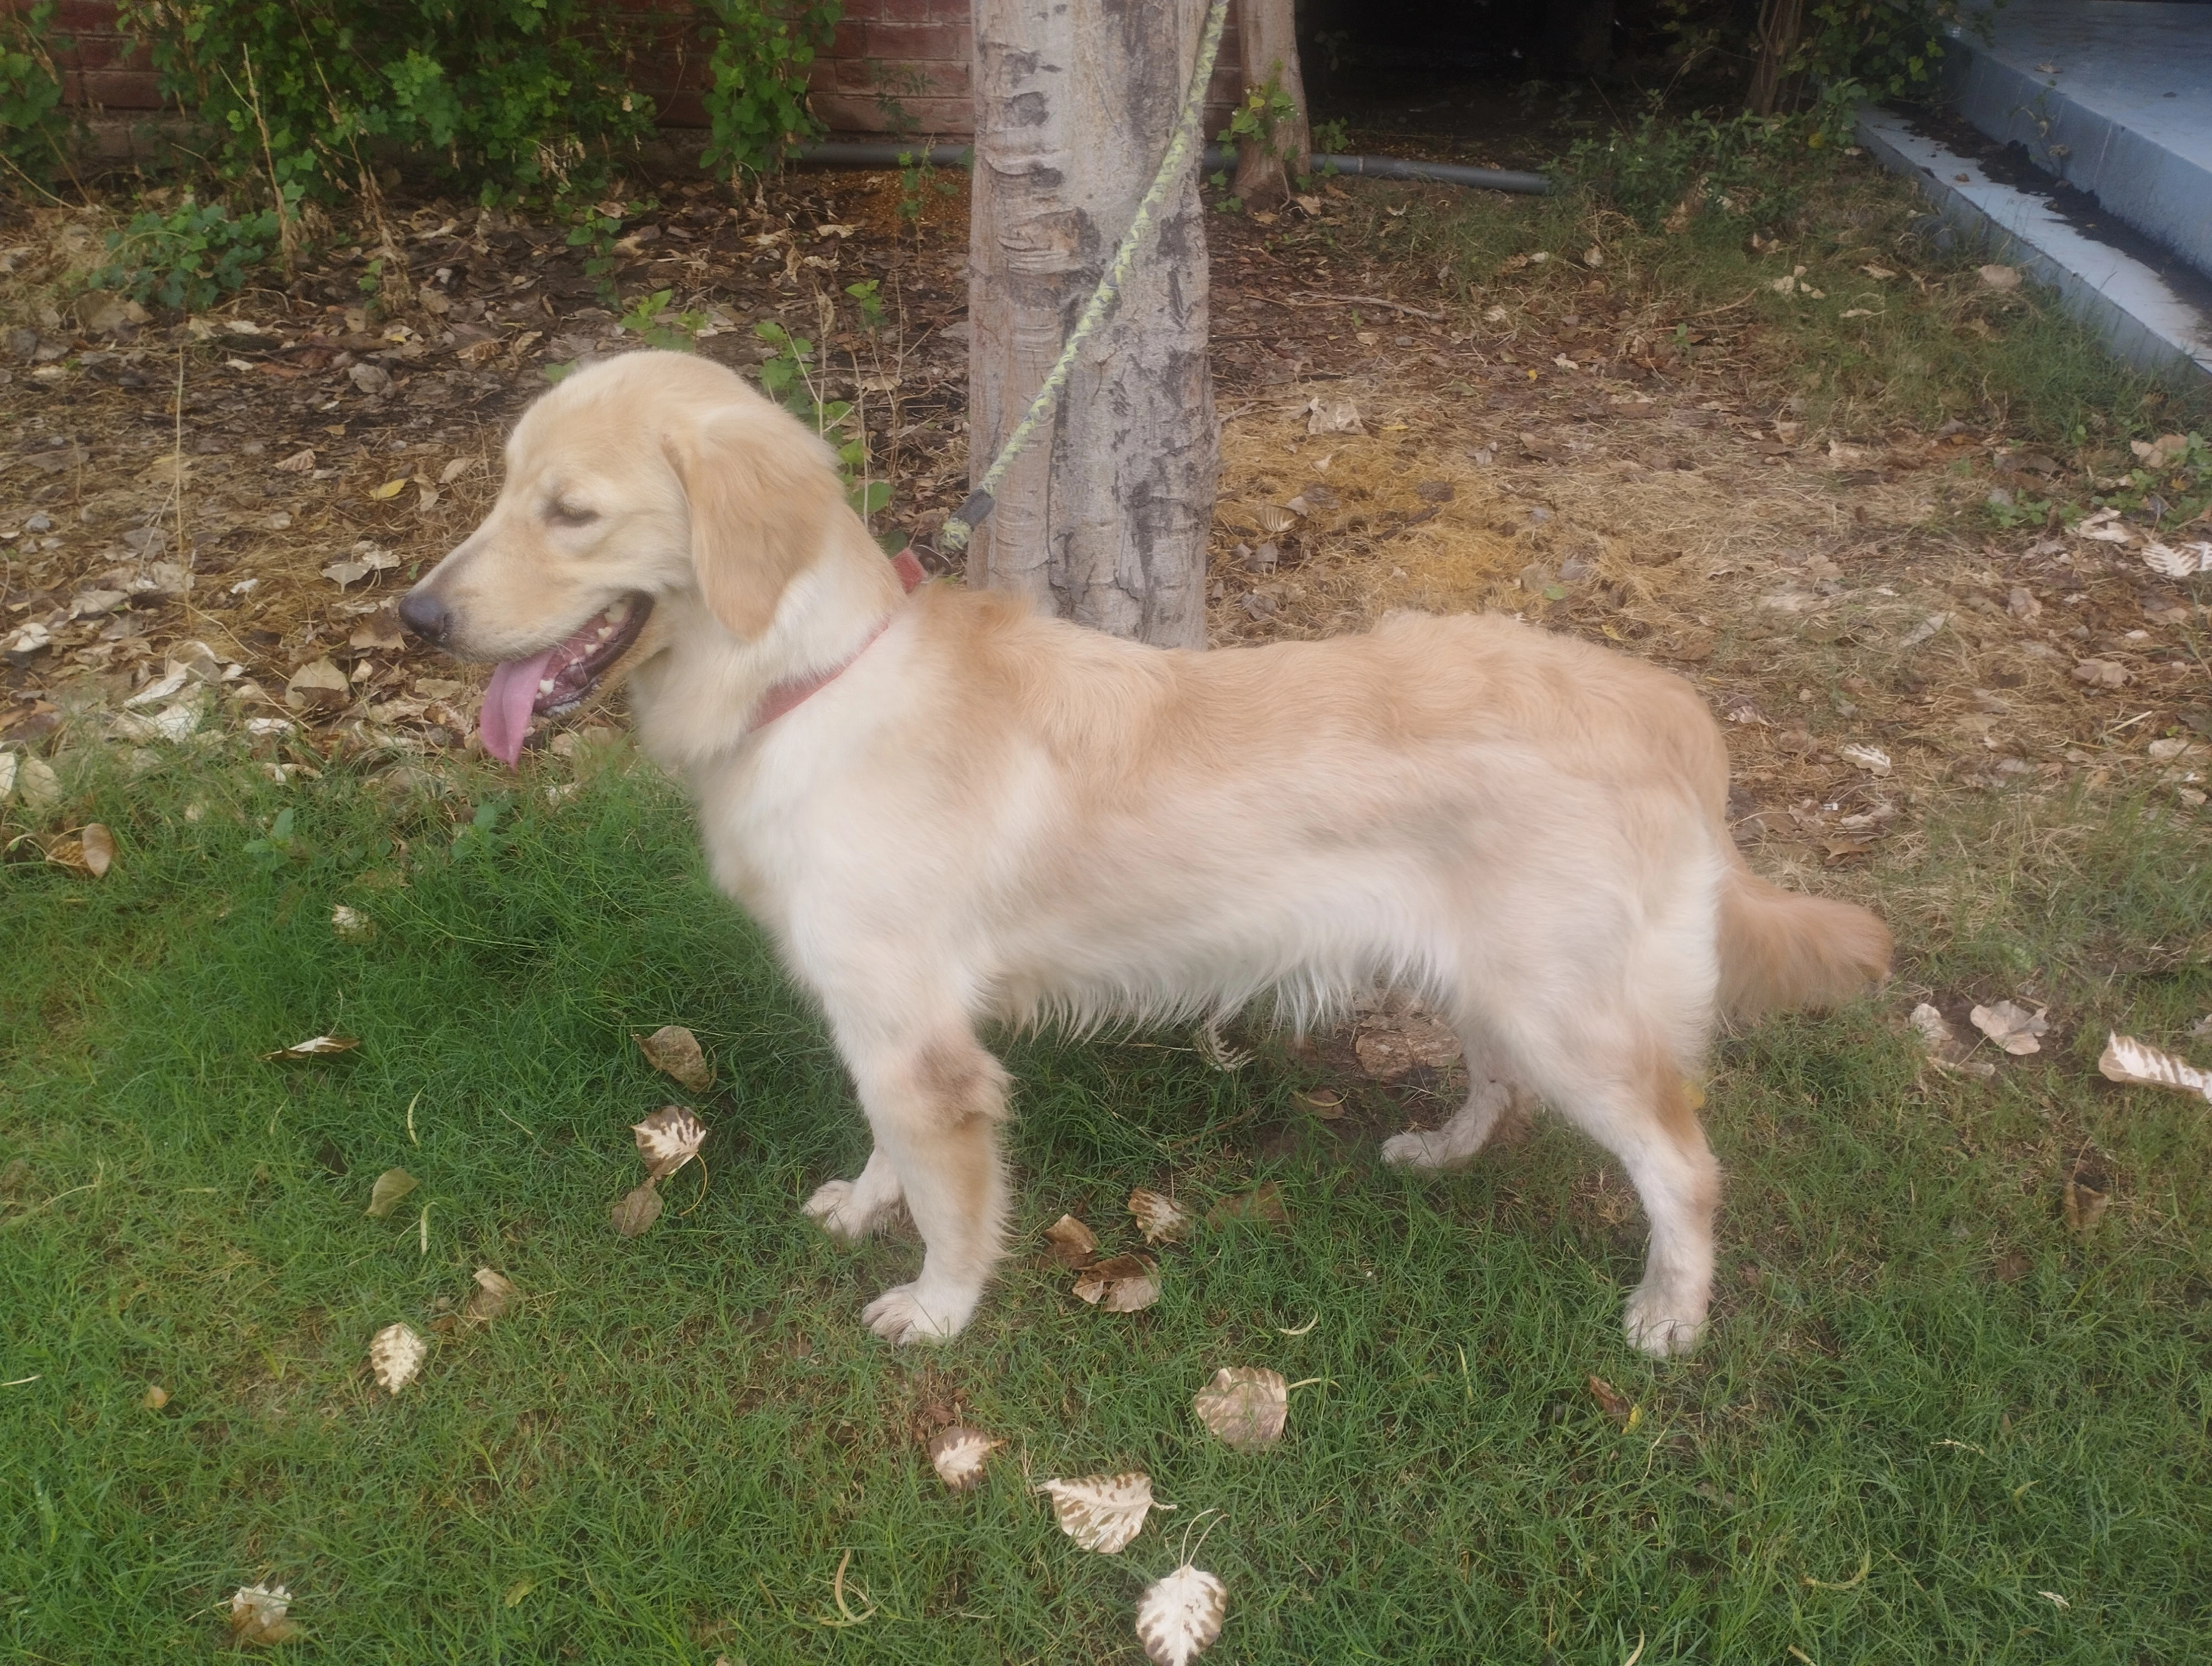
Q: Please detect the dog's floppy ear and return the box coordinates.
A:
[663,406,841,640]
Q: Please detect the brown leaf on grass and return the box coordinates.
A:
[262,1034,362,1061]
[349,608,407,652]
[635,1024,713,1092]
[1073,1254,1160,1312]
[330,904,374,940]
[1587,1374,1637,1429]
[1353,1010,1463,1081]
[1978,263,2021,291]
[229,1582,301,1646]
[927,1425,1004,1492]
[79,823,114,876]
[609,1181,665,1238]
[1205,1183,1289,1228]
[1136,1564,1229,1665]
[364,1167,419,1218]
[2072,659,2130,689]
[369,1322,426,1394]
[1909,1004,1996,1078]
[1128,1188,1192,1245]
[1036,1472,1162,1553]
[272,446,316,472]
[1970,1000,2049,1055]
[2097,1033,2212,1104]
[142,1384,169,1409]
[2062,1177,2109,1234]
[632,1105,708,1182]
[1043,1212,1100,1267]
[1192,1366,1290,1451]
[462,1266,517,1324]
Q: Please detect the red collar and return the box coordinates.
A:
[748,547,927,732]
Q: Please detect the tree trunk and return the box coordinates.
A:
[1232,0,1310,209]
[967,0,1218,648]
[1748,0,1807,117]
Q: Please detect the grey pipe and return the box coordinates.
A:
[791,139,1551,195]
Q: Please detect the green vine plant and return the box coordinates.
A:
[1,0,76,194]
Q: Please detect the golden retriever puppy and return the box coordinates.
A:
[400,351,1891,1356]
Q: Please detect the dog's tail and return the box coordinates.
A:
[1716,849,1892,1021]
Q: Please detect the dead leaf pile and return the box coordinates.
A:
[1127,1188,1192,1245]
[610,1104,709,1237]
[1970,999,2050,1056]
[1041,1212,1162,1312]
[1908,1004,1996,1078]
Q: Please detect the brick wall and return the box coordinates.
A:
[34,0,1246,141]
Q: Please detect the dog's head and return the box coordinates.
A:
[398,350,847,762]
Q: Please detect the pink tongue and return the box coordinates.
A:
[479,648,558,767]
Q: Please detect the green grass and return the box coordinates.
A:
[1353,139,2212,454]
[4,746,2209,1662]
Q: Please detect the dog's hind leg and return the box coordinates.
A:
[837,1025,1012,1345]
[802,1145,906,1242]
[1380,1031,1521,1172]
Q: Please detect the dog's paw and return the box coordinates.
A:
[802,1177,896,1243]
[861,1281,973,1346]
[1381,1129,1464,1172]
[1623,1284,1707,1357]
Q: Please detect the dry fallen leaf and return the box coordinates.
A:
[1128,1188,1192,1245]
[610,1181,665,1238]
[632,1105,708,1182]
[369,477,409,501]
[1978,263,2022,291]
[262,1033,362,1061]
[365,1167,419,1219]
[229,1582,300,1646]
[1971,999,2049,1056]
[462,1266,517,1324]
[928,1425,1004,1492]
[1192,1367,1290,1451]
[2062,1176,2109,1234]
[330,903,374,940]
[369,1322,426,1394]
[1909,1004,1997,1078]
[1043,1212,1101,1268]
[1587,1374,1638,1430]
[77,823,115,876]
[1353,1010,1463,1081]
[1073,1253,1161,1312]
[636,1024,714,1092]
[1036,1472,1162,1553]
[273,446,317,473]
[2072,658,2130,689]
[1205,1183,1289,1228]
[1136,1564,1229,1665]
[1838,744,1892,777]
[2097,1033,2212,1104]
[142,1383,169,1409]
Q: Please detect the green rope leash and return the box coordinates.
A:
[937,0,1232,556]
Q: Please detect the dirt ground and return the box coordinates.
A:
[4,164,2208,952]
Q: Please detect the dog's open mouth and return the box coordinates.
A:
[479,593,651,766]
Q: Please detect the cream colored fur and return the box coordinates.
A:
[405,351,1893,1357]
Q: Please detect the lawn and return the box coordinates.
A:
[3,739,2208,1664]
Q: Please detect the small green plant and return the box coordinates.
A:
[240,806,301,872]
[449,798,510,862]
[619,288,710,350]
[1310,117,1349,156]
[844,279,884,335]
[698,0,842,178]
[1211,75,1304,212]
[564,199,637,306]
[893,150,961,241]
[755,319,891,523]
[93,196,280,311]
[0,1,71,187]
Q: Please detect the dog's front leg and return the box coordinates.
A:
[801,1145,905,1242]
[838,1027,1012,1344]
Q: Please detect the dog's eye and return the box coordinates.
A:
[548,502,597,528]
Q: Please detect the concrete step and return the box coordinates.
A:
[1942,0,2212,279]
[1856,102,2212,385]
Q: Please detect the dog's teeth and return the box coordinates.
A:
[605,599,629,624]
[596,625,614,640]
[537,678,555,695]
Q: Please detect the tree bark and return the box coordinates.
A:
[1748,0,1807,117]
[967,0,1218,648]
[1231,0,1310,209]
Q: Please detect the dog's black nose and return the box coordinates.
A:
[397,587,451,644]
